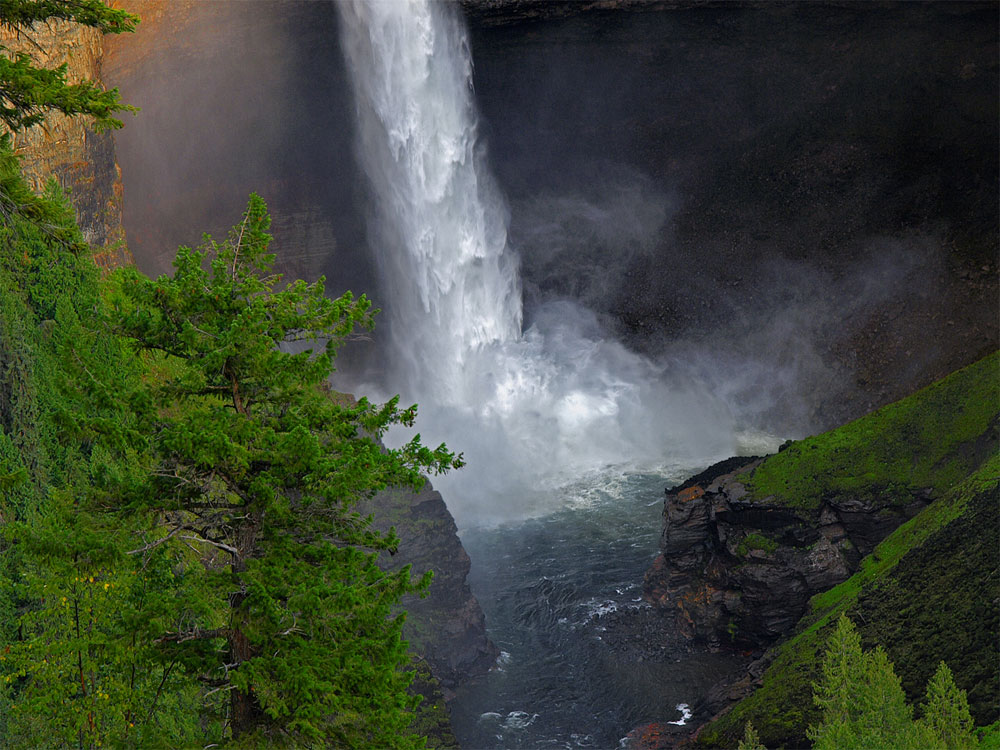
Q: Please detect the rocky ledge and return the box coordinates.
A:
[644,455,931,649]
[638,354,998,747]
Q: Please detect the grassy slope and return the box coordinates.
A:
[742,353,998,509]
[697,356,1000,748]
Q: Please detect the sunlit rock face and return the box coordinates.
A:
[1,21,129,268]
[103,1,374,312]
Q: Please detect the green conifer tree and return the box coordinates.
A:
[809,615,925,750]
[922,661,976,750]
[738,721,767,750]
[110,194,461,747]
[809,614,865,733]
[0,0,137,133]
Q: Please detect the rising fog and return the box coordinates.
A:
[107,2,997,526]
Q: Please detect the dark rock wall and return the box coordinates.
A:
[468,1,998,431]
[643,456,928,648]
[361,481,499,693]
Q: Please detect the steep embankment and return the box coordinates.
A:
[697,459,998,748]
[643,353,999,747]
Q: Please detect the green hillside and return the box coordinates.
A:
[698,356,1000,748]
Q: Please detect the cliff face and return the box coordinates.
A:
[362,481,499,693]
[644,456,927,648]
[99,1,997,435]
[1,21,129,268]
[645,353,997,651]
[102,1,372,300]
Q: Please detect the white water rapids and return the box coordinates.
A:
[337,1,765,526]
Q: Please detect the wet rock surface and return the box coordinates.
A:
[362,480,499,694]
[643,456,928,648]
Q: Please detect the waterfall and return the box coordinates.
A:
[338,1,744,525]
[337,1,520,404]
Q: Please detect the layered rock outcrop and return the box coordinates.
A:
[1,20,129,268]
[644,456,928,648]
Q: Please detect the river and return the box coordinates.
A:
[450,471,739,749]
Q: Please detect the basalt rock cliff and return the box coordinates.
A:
[100,1,998,433]
[642,353,999,747]
[362,481,499,693]
[644,456,929,649]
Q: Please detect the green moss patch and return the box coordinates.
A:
[743,352,998,510]
[736,532,779,557]
[698,460,1000,748]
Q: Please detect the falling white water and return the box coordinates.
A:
[337,1,753,525]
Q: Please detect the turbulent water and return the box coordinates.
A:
[451,471,738,748]
[337,0,752,526]
[335,3,768,746]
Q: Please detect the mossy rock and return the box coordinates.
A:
[698,459,1000,748]
[741,352,998,510]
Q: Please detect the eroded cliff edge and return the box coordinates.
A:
[0,19,129,268]
[641,353,999,747]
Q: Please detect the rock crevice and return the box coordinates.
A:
[644,456,928,648]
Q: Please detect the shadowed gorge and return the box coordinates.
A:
[1,1,995,747]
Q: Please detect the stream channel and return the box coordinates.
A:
[450,470,739,749]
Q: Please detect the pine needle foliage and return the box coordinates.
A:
[923,662,977,750]
[0,0,137,133]
[110,194,462,746]
[808,615,978,750]
[737,722,766,750]
[0,146,183,749]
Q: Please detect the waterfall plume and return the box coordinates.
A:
[337,0,745,525]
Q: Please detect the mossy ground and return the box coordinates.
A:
[741,353,998,510]
[697,455,1000,749]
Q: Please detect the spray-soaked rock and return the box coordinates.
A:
[361,479,499,693]
[643,456,927,648]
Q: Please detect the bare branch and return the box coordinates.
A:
[126,526,182,556]
[179,535,240,558]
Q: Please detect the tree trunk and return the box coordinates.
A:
[228,511,262,739]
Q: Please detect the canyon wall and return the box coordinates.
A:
[102,1,997,436]
[1,19,129,268]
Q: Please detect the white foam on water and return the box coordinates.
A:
[667,703,693,726]
[503,710,540,730]
[337,1,750,526]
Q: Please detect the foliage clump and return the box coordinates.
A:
[0,154,462,746]
[736,532,778,557]
[0,0,137,134]
[808,616,977,749]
